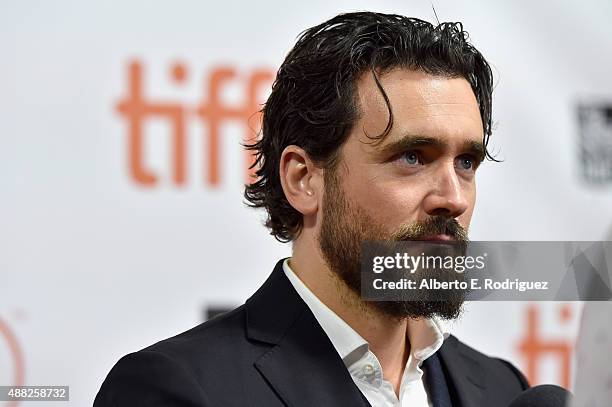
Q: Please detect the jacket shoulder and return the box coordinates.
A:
[94,348,211,406]
[94,305,254,407]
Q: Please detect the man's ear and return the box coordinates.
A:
[279,145,322,216]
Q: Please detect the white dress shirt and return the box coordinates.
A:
[283,259,449,407]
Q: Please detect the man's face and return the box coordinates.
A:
[317,69,484,320]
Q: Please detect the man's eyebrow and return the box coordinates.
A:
[377,135,486,162]
[378,135,443,157]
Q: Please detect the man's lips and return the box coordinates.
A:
[417,234,456,241]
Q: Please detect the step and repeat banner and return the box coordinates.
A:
[1,1,611,405]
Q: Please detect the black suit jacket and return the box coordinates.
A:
[94,259,529,406]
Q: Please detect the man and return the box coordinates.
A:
[95,12,529,406]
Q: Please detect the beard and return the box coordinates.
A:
[317,166,468,321]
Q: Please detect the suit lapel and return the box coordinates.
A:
[437,335,486,407]
[246,259,370,407]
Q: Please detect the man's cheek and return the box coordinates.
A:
[382,201,422,231]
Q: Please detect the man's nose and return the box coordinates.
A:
[422,164,469,218]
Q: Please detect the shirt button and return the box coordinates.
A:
[363,364,375,375]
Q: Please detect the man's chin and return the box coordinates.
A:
[368,300,465,321]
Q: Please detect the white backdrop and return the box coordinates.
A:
[2,1,611,405]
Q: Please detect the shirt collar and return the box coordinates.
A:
[282,258,449,366]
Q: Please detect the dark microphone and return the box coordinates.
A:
[507,385,573,407]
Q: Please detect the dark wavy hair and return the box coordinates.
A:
[244,11,495,242]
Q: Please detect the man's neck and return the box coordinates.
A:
[289,244,410,396]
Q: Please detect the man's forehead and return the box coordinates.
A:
[352,69,484,157]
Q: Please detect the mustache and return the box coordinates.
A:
[391,216,468,242]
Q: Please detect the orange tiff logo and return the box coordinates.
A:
[517,304,574,388]
[116,60,274,187]
[0,318,24,407]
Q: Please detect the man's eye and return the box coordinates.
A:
[401,151,422,165]
[456,156,476,171]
